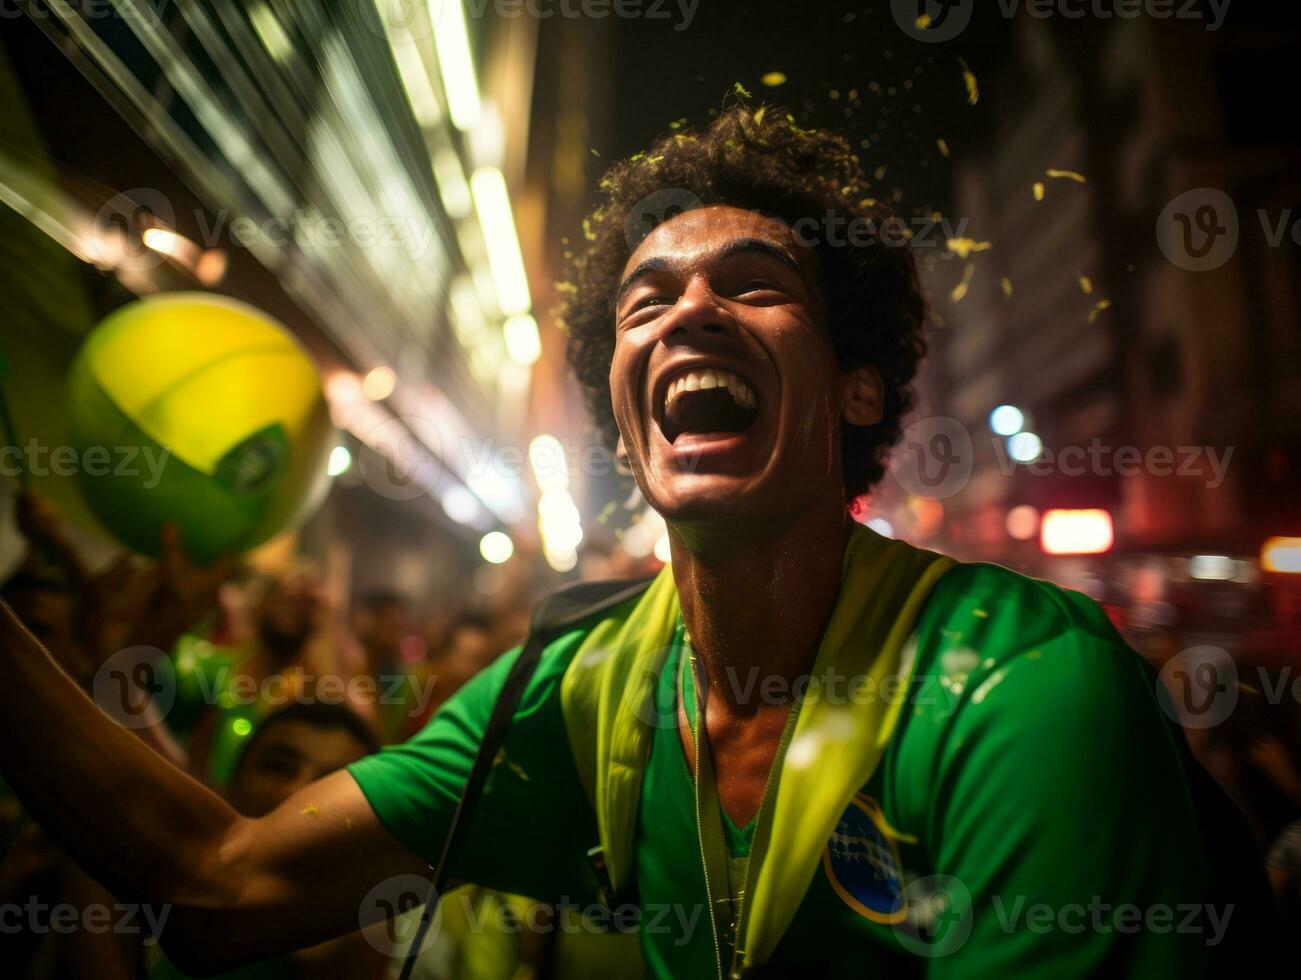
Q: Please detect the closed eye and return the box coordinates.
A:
[633,294,672,311]
[730,279,788,301]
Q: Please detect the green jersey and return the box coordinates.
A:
[348,535,1269,977]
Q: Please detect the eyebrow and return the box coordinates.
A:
[613,237,804,309]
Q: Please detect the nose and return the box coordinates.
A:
[657,275,738,344]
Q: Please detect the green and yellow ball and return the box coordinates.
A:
[66,293,335,562]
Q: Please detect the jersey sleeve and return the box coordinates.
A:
[898,564,1221,978]
[347,633,602,901]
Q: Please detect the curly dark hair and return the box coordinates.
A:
[559,102,928,499]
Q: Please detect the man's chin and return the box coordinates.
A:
[643,473,770,526]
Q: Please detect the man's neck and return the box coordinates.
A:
[669,502,852,719]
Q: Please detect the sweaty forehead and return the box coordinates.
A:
[621,204,816,280]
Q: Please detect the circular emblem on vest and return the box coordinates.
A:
[822,793,907,924]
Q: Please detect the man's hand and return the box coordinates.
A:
[84,524,239,662]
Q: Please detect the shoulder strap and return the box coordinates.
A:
[396,575,653,980]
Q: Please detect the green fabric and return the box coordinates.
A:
[348,535,1229,977]
[169,635,263,786]
[348,628,604,901]
[559,566,681,894]
[680,653,755,857]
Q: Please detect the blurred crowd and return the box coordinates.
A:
[1,488,1299,976]
[0,489,543,979]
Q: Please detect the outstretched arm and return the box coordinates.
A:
[0,598,427,975]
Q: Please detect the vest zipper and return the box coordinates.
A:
[691,686,726,980]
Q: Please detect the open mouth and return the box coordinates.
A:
[658,367,760,444]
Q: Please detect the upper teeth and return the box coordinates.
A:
[665,369,757,412]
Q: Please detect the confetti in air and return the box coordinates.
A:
[959,58,979,105]
[1078,274,1094,294]
[946,237,992,260]
[1087,299,1112,322]
[1001,277,1014,298]
[1033,181,1045,201]
[761,71,787,87]
[1046,168,1086,184]
[937,138,950,157]
[951,263,977,303]
[916,13,932,30]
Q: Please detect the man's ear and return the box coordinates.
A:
[842,365,884,427]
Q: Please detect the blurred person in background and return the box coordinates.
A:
[170,566,349,786]
[49,701,385,980]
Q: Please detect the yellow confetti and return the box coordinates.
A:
[753,107,766,125]
[734,81,752,98]
[669,118,686,130]
[874,164,888,180]
[946,237,992,259]
[916,13,932,29]
[1046,168,1086,184]
[301,805,320,818]
[1000,277,1013,297]
[973,608,989,619]
[951,263,976,303]
[590,148,600,157]
[959,58,979,105]
[937,138,950,157]
[1078,274,1093,294]
[761,71,786,87]
[1087,299,1112,322]
[1033,181,1045,201]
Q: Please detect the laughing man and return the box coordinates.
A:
[0,105,1273,978]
